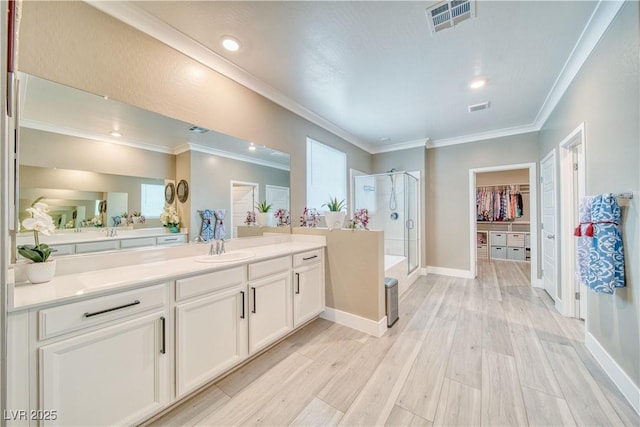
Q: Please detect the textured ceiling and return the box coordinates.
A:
[130,1,598,150]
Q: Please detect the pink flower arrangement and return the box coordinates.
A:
[244,210,256,226]
[300,207,320,228]
[353,208,369,230]
[274,208,290,227]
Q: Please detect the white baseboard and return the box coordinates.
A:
[426,266,474,279]
[532,278,544,288]
[554,298,563,315]
[420,267,428,276]
[320,307,387,337]
[585,332,640,415]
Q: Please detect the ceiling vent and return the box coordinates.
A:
[189,125,209,134]
[426,0,475,34]
[468,101,490,113]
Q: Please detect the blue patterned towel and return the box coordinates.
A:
[576,196,593,285]
[214,209,226,240]
[199,209,214,242]
[584,194,625,294]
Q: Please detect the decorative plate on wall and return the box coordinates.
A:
[177,180,189,203]
[165,182,175,204]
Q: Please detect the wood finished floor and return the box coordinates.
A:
[145,260,640,426]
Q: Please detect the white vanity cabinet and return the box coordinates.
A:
[29,284,170,426]
[174,267,248,398]
[247,256,293,354]
[292,250,325,327]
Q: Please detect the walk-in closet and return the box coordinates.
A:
[475,169,531,265]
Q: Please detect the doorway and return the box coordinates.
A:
[230,181,258,238]
[559,123,586,319]
[541,150,559,302]
[469,163,539,286]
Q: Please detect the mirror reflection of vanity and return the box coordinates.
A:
[16,73,291,258]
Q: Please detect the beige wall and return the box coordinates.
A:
[539,2,639,387]
[188,150,290,241]
[426,132,539,271]
[20,128,175,180]
[16,1,372,223]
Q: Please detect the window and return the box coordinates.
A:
[140,183,165,218]
[306,138,346,212]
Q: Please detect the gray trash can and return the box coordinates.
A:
[385,277,399,327]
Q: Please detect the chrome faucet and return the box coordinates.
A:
[209,239,226,255]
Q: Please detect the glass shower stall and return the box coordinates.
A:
[353,171,419,274]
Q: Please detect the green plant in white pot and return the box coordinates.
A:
[322,197,346,230]
[255,201,272,227]
[17,197,57,284]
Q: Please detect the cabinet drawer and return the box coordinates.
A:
[507,247,526,261]
[293,249,323,267]
[525,233,531,248]
[157,235,187,245]
[120,237,157,249]
[176,267,245,301]
[248,256,290,281]
[76,240,119,254]
[490,232,507,246]
[38,284,166,340]
[477,245,488,259]
[491,246,507,259]
[507,233,525,247]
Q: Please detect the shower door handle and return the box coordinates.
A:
[406,219,415,230]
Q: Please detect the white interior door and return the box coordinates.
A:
[231,183,258,238]
[541,151,558,300]
[265,185,290,212]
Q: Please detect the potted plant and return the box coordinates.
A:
[255,201,272,227]
[322,197,346,230]
[160,206,181,233]
[17,198,57,284]
[131,211,146,224]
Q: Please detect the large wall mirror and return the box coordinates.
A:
[16,73,291,259]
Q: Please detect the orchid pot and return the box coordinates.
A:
[26,259,57,284]
[324,211,346,230]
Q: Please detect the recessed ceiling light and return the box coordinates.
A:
[248,146,256,151]
[221,36,241,52]
[469,78,487,89]
[110,131,122,138]
[380,137,391,142]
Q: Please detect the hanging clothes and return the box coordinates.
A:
[476,185,524,222]
[575,193,625,294]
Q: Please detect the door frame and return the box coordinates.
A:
[540,149,560,303]
[468,163,539,286]
[559,122,587,319]
[229,180,259,238]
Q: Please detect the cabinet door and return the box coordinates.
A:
[175,284,248,397]
[248,271,292,354]
[293,263,325,327]
[39,312,169,426]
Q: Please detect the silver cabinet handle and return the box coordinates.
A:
[84,300,140,318]
[302,255,318,261]
[547,234,555,239]
[160,316,166,354]
[295,273,300,294]
[163,238,178,242]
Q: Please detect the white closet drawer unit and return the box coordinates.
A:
[38,284,166,340]
[76,240,120,254]
[507,233,525,247]
[176,266,245,301]
[507,247,526,261]
[248,256,290,281]
[120,237,157,249]
[477,245,488,259]
[491,246,507,259]
[490,232,507,246]
[157,235,187,245]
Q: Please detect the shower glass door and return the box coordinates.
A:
[406,174,419,273]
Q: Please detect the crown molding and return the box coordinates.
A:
[86,0,623,155]
[532,0,625,129]
[175,143,290,171]
[21,119,175,154]
[85,0,375,155]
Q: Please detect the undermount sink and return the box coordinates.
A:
[195,251,254,263]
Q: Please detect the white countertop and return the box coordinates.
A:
[16,227,188,246]
[11,237,325,311]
